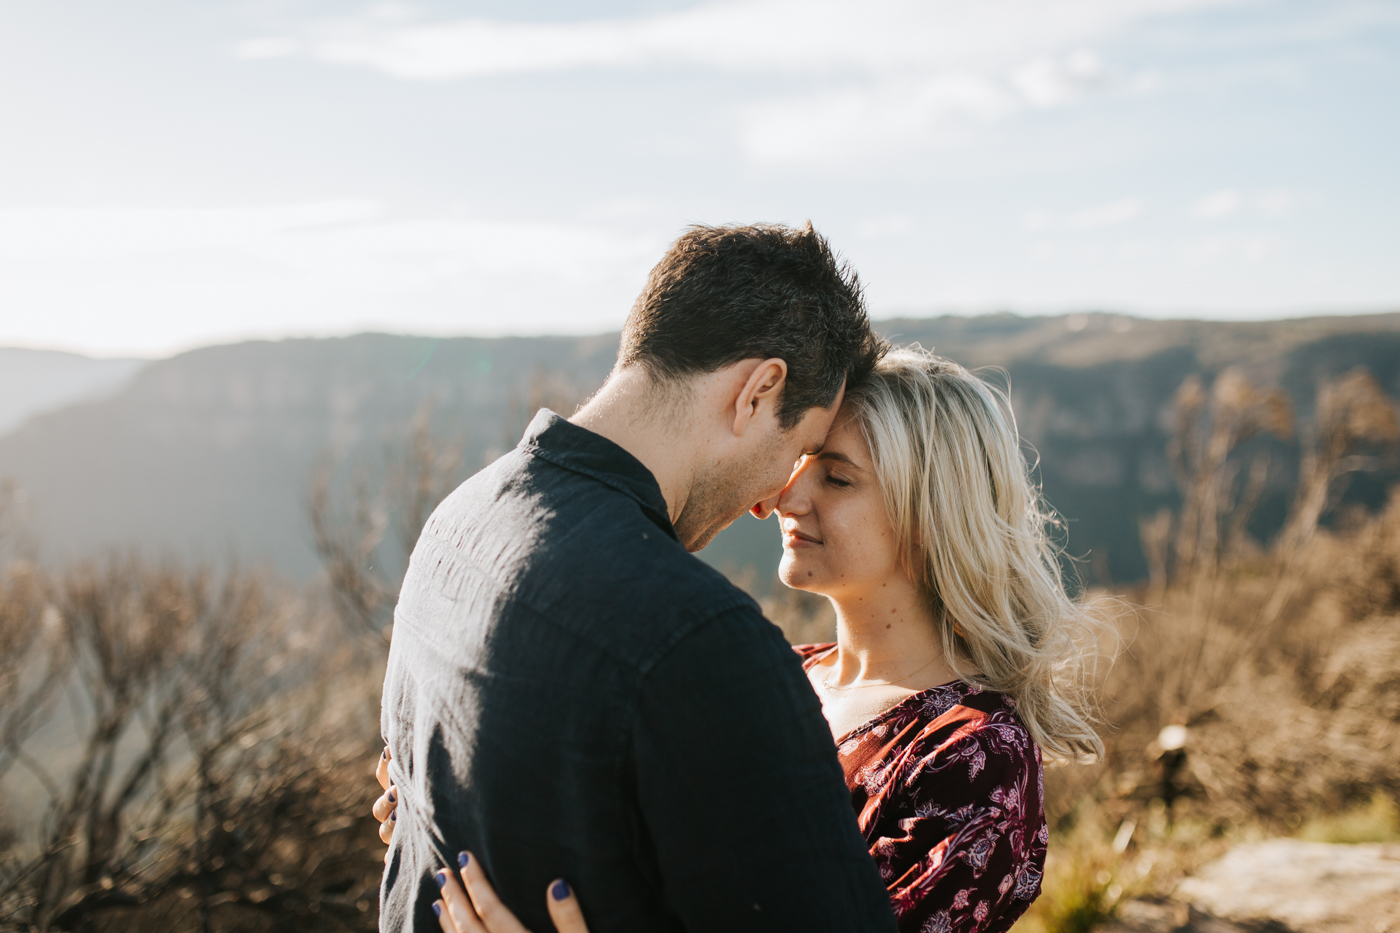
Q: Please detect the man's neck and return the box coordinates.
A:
[570,366,698,527]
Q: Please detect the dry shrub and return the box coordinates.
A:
[309,399,467,645]
[1103,472,1400,835]
[0,558,386,933]
[1175,507,1400,826]
[1025,366,1400,929]
[1,376,592,931]
[0,562,65,792]
[1104,531,1400,830]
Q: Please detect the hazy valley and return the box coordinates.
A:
[3,311,1399,592]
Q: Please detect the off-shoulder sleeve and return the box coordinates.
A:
[871,713,1047,933]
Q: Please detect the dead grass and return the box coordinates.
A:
[1017,367,1400,931]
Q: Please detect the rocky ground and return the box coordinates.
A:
[1102,840,1400,933]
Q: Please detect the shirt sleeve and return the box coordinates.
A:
[631,606,898,933]
[877,719,1047,933]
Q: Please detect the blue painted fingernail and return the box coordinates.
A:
[436,870,448,888]
[390,811,395,821]
[432,902,441,918]
[388,790,395,802]
[382,747,388,759]
[551,879,570,901]
[458,852,469,868]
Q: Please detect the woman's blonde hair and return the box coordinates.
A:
[847,346,1106,762]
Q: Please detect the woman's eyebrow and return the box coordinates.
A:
[817,451,864,470]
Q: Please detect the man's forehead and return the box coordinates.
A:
[809,400,865,452]
[795,378,849,453]
[801,409,839,454]
[800,419,837,457]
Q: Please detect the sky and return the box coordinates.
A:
[1,0,1398,358]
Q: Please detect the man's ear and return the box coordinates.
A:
[732,358,787,437]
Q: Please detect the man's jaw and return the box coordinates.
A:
[678,501,758,553]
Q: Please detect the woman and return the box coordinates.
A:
[376,347,1105,932]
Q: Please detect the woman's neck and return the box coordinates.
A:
[825,575,957,688]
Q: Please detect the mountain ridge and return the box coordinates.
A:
[2,311,1397,589]
[0,348,146,437]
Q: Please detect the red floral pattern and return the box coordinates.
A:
[798,644,1047,933]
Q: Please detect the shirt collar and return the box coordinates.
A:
[519,409,678,541]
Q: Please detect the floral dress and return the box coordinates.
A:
[797,644,1047,933]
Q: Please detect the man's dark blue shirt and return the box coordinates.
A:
[379,410,897,932]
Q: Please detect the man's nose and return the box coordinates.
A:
[751,493,781,520]
[753,468,808,520]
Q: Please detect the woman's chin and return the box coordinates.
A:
[778,554,823,593]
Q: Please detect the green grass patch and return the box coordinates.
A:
[1297,791,1400,844]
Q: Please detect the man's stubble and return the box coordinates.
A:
[673,442,782,553]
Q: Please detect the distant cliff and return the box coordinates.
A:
[0,348,144,435]
[1,312,1397,590]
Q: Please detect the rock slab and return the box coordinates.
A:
[1103,839,1400,933]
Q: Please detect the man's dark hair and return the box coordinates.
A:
[618,222,886,428]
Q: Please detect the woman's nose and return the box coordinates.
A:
[752,470,804,520]
[774,469,814,517]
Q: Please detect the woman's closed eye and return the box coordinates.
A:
[825,473,853,488]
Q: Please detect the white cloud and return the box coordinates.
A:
[1193,189,1244,218]
[1186,233,1281,264]
[0,204,664,354]
[0,202,379,261]
[241,0,1239,80]
[255,217,657,284]
[854,214,914,239]
[0,204,655,281]
[1010,49,1110,107]
[1022,210,1055,232]
[1025,198,1144,233]
[238,0,1245,165]
[233,36,302,60]
[237,1,881,79]
[1192,188,1301,220]
[1254,189,1298,216]
[1066,197,1143,229]
[741,74,1018,166]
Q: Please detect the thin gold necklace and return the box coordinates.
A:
[818,655,941,691]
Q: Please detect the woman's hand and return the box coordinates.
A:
[372,747,589,932]
[434,853,589,933]
[373,745,397,850]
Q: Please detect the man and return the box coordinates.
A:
[380,223,897,932]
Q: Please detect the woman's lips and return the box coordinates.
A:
[783,528,822,548]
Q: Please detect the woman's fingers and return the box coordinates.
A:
[458,852,531,933]
[435,864,490,933]
[372,785,397,823]
[545,879,590,933]
[373,748,395,849]
[376,745,392,790]
[375,786,397,845]
[434,855,587,933]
